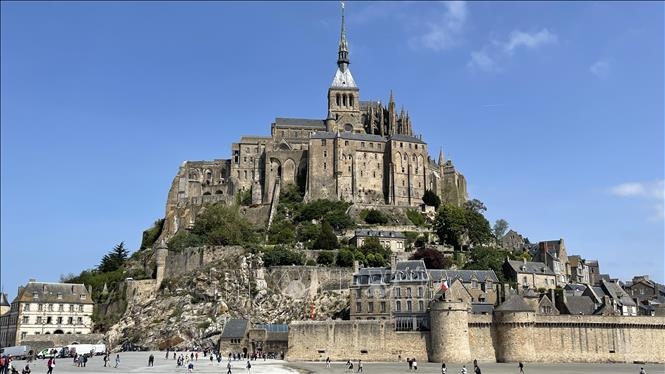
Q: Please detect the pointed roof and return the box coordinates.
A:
[331,1,357,89]
[496,294,534,312]
[0,292,10,307]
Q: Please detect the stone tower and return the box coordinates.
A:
[326,2,362,133]
[154,240,169,286]
[429,300,471,363]
[494,294,536,362]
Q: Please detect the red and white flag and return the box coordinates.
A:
[440,278,449,292]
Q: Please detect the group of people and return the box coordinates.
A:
[0,355,32,374]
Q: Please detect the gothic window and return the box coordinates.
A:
[406,288,412,298]
[403,154,407,160]
[324,163,327,170]
[244,171,247,179]
[400,142,403,148]
[324,151,327,158]
[343,94,347,106]
[336,94,341,106]
[349,95,354,107]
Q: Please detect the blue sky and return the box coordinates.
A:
[1,1,663,300]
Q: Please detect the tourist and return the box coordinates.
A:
[518,362,524,373]
[82,354,88,367]
[356,359,363,373]
[407,357,413,371]
[474,364,481,374]
[412,358,418,371]
[325,357,331,368]
[227,362,232,374]
[165,348,169,359]
[640,368,646,374]
[441,362,447,374]
[460,365,467,374]
[188,362,194,373]
[21,363,30,374]
[148,353,154,367]
[46,358,55,374]
[246,360,251,373]
[114,354,120,368]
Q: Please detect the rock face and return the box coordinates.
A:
[105,248,351,351]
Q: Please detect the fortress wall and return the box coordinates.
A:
[287,320,428,361]
[164,246,245,279]
[530,315,665,363]
[125,280,158,303]
[467,314,496,362]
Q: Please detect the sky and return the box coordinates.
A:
[1,1,663,300]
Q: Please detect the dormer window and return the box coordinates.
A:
[80,294,86,300]
[32,292,38,299]
[57,293,63,300]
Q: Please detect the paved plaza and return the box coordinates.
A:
[9,352,664,374]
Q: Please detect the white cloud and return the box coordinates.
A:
[590,60,611,78]
[609,180,665,221]
[411,1,468,51]
[468,28,557,72]
[503,29,558,54]
[468,50,497,72]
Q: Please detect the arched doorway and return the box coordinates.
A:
[54,329,64,334]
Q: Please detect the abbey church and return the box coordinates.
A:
[160,5,467,237]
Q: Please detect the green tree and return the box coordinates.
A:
[191,203,256,245]
[313,221,339,250]
[406,210,427,227]
[262,246,305,267]
[464,199,487,213]
[296,222,320,246]
[98,242,129,273]
[493,219,509,239]
[434,204,468,250]
[268,219,296,245]
[336,248,355,267]
[167,231,205,251]
[463,246,510,282]
[465,209,492,247]
[316,251,336,266]
[359,237,391,266]
[323,210,355,231]
[409,247,452,269]
[422,189,441,208]
[362,209,389,224]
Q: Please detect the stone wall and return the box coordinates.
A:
[164,246,246,279]
[287,315,665,363]
[287,320,428,362]
[264,267,353,299]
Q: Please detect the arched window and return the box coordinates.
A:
[349,95,354,107]
[336,93,341,106]
[343,94,347,107]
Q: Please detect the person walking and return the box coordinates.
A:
[640,368,646,374]
[46,358,54,374]
[325,357,331,368]
[473,364,481,374]
[226,362,232,374]
[412,358,418,371]
[441,362,447,374]
[460,365,467,374]
[114,354,120,368]
[518,362,524,373]
[148,354,154,367]
[246,360,251,373]
[356,360,363,373]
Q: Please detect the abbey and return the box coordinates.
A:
[159,6,467,237]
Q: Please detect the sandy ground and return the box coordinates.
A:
[9,352,664,374]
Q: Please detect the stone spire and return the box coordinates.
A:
[337,1,349,72]
[438,146,445,165]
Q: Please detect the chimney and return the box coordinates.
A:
[353,260,360,273]
[391,255,398,273]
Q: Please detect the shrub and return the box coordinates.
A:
[406,210,427,227]
[317,251,336,266]
[362,209,389,225]
[313,222,339,250]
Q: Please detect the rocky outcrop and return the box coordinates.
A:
[105,248,350,351]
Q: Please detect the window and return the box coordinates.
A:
[523,276,528,285]
[46,317,52,324]
[323,162,327,170]
[68,317,73,325]
[419,300,424,311]
[322,139,326,146]
[69,305,74,312]
[21,332,27,340]
[22,316,29,324]
[369,143,373,148]
[417,287,423,297]
[380,302,386,313]
[368,302,374,313]
[58,304,64,311]
[77,317,83,324]
[324,151,327,158]
[57,317,63,324]
[345,141,349,146]
[395,301,401,312]
[48,304,53,311]
[32,292,38,299]
[23,304,30,312]
[361,142,365,148]
[406,288,412,298]
[57,293,63,300]
[394,287,401,298]
[79,305,84,312]
[407,300,412,311]
[356,302,362,313]
[36,316,42,324]
[400,142,403,148]
[356,289,362,298]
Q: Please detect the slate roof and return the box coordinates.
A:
[0,293,9,307]
[354,230,405,239]
[354,267,392,285]
[506,260,556,275]
[428,270,499,283]
[563,295,596,315]
[331,67,358,88]
[496,294,534,312]
[17,281,94,304]
[471,303,495,314]
[221,319,249,339]
[389,134,425,144]
[601,280,636,306]
[564,283,587,294]
[274,118,326,130]
[395,260,427,272]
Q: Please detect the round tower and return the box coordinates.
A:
[494,294,536,363]
[429,300,471,363]
[154,240,169,286]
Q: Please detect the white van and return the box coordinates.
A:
[0,345,31,359]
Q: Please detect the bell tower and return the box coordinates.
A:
[327,2,362,133]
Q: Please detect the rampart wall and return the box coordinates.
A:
[287,314,665,363]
